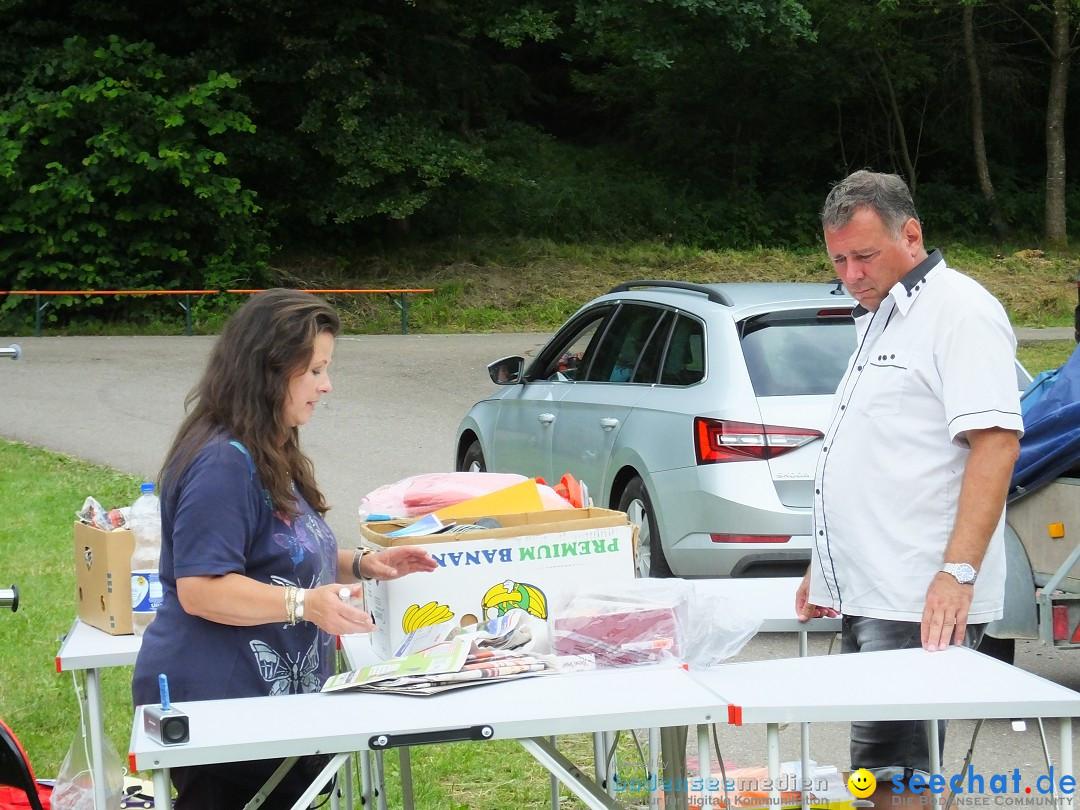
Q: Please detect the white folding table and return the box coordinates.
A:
[129,665,725,810]
[60,578,838,810]
[55,618,141,810]
[690,645,1080,810]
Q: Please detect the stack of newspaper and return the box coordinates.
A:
[323,610,556,696]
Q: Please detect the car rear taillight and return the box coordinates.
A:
[694,417,823,463]
[816,308,853,318]
[710,533,792,544]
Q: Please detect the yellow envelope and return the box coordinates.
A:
[433,479,545,520]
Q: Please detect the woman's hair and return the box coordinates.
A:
[160,288,341,517]
[820,170,920,237]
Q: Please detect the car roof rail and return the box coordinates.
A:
[607,279,733,306]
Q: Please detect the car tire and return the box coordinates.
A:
[618,476,671,578]
[460,439,486,473]
[978,634,1016,665]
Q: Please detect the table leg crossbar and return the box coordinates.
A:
[519,737,627,810]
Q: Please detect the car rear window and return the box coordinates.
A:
[740,313,856,396]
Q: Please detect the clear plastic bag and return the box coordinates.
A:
[52,691,124,810]
[551,579,762,668]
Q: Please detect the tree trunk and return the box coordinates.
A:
[964,5,1009,237]
[877,53,918,195]
[1044,0,1070,249]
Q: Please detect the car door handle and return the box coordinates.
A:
[600,418,619,430]
[538,413,555,426]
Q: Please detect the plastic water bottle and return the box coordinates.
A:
[129,482,163,636]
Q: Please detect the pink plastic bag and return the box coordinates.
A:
[359,472,573,518]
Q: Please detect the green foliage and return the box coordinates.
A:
[0,34,269,323]
[1017,341,1076,377]
[0,0,1075,273]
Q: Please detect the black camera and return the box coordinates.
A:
[144,705,190,746]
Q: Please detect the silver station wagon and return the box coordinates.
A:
[454,280,858,578]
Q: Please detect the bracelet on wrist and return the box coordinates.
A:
[295,588,306,622]
[352,547,376,581]
[284,585,299,625]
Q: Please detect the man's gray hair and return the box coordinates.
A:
[820,170,920,236]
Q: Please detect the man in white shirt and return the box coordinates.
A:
[795,170,1023,807]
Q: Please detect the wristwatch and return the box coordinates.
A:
[352,547,376,580]
[940,562,978,584]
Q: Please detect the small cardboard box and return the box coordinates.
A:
[360,507,636,659]
[73,521,134,635]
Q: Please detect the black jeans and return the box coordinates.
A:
[172,754,332,810]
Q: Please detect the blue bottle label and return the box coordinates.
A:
[132,571,163,612]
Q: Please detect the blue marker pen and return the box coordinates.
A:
[158,673,171,710]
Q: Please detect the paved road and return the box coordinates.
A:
[0,333,551,542]
[2,333,1078,789]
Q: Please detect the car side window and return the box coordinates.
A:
[533,309,610,381]
[584,305,668,383]
[659,315,706,386]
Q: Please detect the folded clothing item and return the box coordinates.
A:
[551,601,680,667]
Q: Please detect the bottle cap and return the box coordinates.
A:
[141,482,155,494]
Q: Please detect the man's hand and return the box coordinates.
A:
[796,569,838,622]
[921,572,973,651]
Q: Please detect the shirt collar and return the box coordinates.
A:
[850,248,944,318]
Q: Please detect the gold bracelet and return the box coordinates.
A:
[352,547,376,581]
[285,585,298,625]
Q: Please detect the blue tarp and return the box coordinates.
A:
[1009,343,1080,502]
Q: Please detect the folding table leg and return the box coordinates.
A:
[153,768,173,810]
[519,737,627,810]
[399,748,415,809]
[767,724,782,806]
[660,726,688,810]
[649,728,661,810]
[1058,717,1073,810]
[550,736,560,810]
[373,751,389,810]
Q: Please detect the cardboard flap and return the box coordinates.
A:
[362,507,629,549]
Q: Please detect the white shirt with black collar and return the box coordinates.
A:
[808,250,1024,623]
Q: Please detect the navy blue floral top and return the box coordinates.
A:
[133,436,337,706]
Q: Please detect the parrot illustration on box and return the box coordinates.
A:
[481,579,547,620]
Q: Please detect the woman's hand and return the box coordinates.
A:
[304,583,376,636]
[360,545,439,581]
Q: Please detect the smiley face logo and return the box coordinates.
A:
[847,768,877,799]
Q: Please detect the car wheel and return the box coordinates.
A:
[618,476,671,578]
[461,440,486,473]
[978,634,1016,665]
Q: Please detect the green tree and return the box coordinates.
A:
[0,34,266,309]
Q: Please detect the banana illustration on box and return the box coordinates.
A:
[401,601,455,634]
[481,580,547,620]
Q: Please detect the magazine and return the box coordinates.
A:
[322,636,557,696]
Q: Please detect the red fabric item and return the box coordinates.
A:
[0,718,50,810]
[0,785,52,810]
